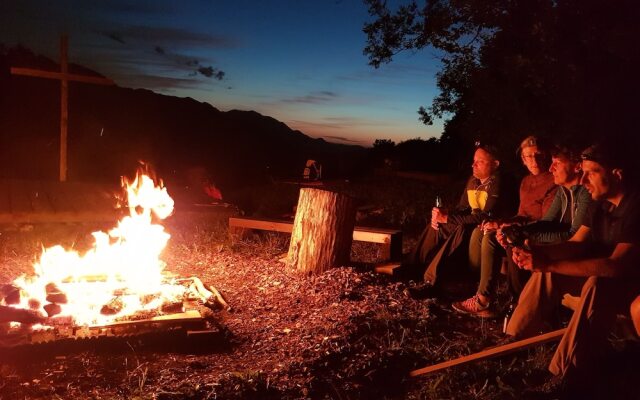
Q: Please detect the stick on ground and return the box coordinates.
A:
[410,328,567,377]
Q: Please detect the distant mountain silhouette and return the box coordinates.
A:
[0,45,367,190]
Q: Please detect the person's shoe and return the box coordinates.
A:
[452,294,496,317]
[404,282,438,299]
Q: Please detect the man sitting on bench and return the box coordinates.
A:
[405,142,516,298]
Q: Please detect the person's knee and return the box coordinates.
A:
[481,232,502,256]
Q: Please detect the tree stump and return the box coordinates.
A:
[287,188,356,275]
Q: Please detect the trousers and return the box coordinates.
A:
[506,271,640,377]
[467,227,504,297]
[409,222,470,284]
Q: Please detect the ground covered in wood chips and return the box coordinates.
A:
[1,205,639,399]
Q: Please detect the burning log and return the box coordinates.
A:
[0,284,21,305]
[43,303,62,317]
[45,293,68,303]
[287,188,356,275]
[161,301,184,314]
[140,293,158,306]
[100,297,124,315]
[28,298,41,310]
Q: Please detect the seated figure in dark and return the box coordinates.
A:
[405,143,517,297]
[450,136,557,315]
[506,142,640,394]
[499,145,592,302]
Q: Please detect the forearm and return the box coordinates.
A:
[543,242,640,278]
[447,212,483,226]
[546,257,639,278]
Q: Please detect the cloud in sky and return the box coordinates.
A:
[290,115,394,131]
[279,91,338,105]
[196,66,225,80]
[117,73,203,91]
[88,22,233,90]
[321,135,367,144]
[100,25,238,49]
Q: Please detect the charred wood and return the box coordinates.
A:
[100,297,124,315]
[43,303,62,317]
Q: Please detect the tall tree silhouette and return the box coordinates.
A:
[363,0,640,163]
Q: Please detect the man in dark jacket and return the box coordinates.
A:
[406,143,516,297]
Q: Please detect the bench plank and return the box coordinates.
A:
[229,216,402,261]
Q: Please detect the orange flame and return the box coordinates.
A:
[11,169,179,327]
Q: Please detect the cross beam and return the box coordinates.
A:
[10,35,114,182]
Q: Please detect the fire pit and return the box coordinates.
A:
[0,167,229,348]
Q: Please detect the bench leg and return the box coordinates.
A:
[381,232,403,262]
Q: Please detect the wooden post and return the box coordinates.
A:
[60,35,69,182]
[10,34,114,182]
[287,188,356,275]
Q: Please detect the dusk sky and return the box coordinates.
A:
[1,0,444,147]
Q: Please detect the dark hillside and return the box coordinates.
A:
[0,46,367,189]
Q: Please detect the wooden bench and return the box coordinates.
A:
[228,216,402,261]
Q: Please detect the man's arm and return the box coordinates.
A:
[513,224,640,278]
[544,242,640,278]
[527,225,592,260]
[511,225,590,269]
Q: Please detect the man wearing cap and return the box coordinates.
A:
[505,143,640,391]
[405,143,517,297]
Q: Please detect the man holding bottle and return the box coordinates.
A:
[406,142,517,298]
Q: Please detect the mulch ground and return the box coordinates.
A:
[0,211,638,399]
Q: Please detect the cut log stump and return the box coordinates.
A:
[287,188,356,275]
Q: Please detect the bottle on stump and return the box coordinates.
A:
[287,188,356,275]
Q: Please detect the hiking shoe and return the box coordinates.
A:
[452,294,496,317]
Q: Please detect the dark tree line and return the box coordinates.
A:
[363,0,640,171]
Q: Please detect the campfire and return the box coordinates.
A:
[1,167,228,346]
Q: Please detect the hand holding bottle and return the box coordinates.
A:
[431,195,447,230]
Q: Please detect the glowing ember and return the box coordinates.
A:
[9,168,183,327]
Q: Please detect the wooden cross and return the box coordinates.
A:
[10,35,114,182]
